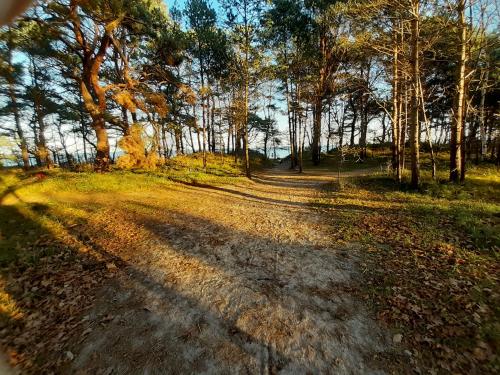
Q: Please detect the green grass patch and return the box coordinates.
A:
[318,153,499,373]
[0,152,261,267]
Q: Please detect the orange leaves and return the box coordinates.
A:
[116,124,159,170]
[145,92,169,118]
[113,90,137,113]
[105,15,125,34]
[178,83,196,105]
[106,262,117,271]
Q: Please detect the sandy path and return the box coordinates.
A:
[62,167,397,374]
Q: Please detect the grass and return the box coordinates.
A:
[349,159,500,251]
[317,150,499,373]
[0,149,498,373]
[302,149,390,172]
[0,152,266,371]
[0,152,264,267]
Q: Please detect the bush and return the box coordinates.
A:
[116,124,159,170]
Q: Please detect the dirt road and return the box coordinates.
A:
[58,167,399,374]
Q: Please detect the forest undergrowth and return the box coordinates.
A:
[316,157,499,374]
[0,152,498,374]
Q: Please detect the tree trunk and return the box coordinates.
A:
[400,79,407,173]
[161,125,169,159]
[349,95,357,147]
[35,113,51,168]
[92,117,109,169]
[311,95,322,165]
[359,103,368,159]
[121,107,130,135]
[6,30,29,170]
[292,93,298,162]
[479,66,489,161]
[227,122,232,154]
[70,5,113,171]
[410,0,420,188]
[189,127,195,153]
[243,23,251,179]
[78,101,89,163]
[381,111,387,144]
[285,74,295,169]
[327,101,331,153]
[8,81,29,170]
[200,74,207,168]
[193,103,201,153]
[202,108,207,169]
[339,115,345,150]
[80,72,110,171]
[450,0,467,182]
[211,94,216,152]
[174,130,182,155]
[263,133,268,159]
[391,57,400,177]
[206,96,211,153]
[31,60,52,169]
[298,110,304,173]
[297,82,304,173]
[243,81,251,178]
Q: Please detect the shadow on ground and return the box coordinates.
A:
[0,171,403,374]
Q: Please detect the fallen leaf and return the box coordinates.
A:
[393,333,403,344]
[106,263,117,270]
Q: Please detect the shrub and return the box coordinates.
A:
[117,124,159,170]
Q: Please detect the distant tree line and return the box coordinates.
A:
[0,0,497,184]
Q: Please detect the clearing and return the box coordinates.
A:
[0,156,498,374]
[1,165,403,374]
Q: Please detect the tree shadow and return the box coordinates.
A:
[51,198,396,374]
[61,239,295,374]
[251,174,327,188]
[0,180,399,374]
[0,202,299,373]
[0,204,52,267]
[173,179,332,209]
[0,174,44,204]
[0,203,109,372]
